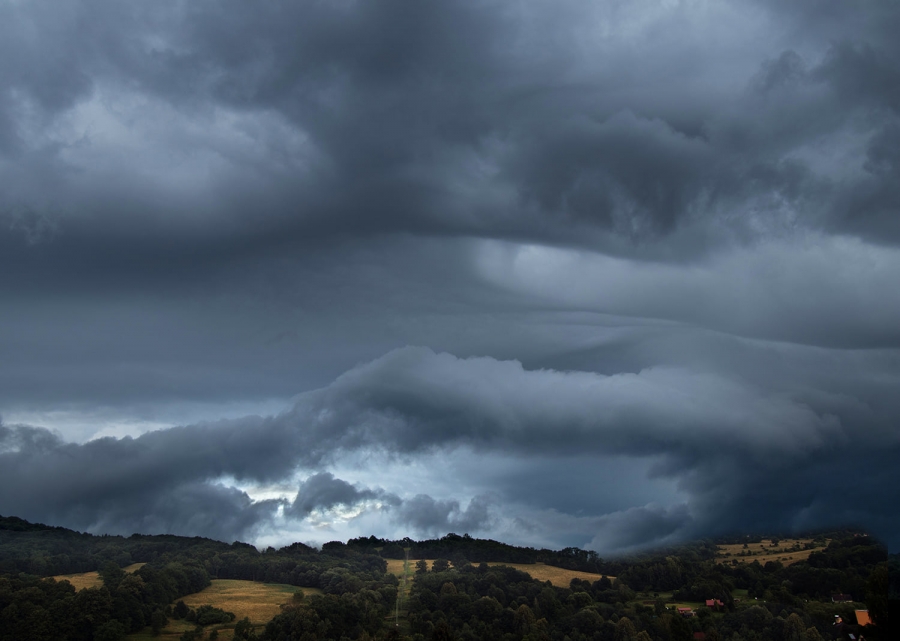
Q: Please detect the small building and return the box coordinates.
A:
[677,607,694,617]
[855,610,871,626]
[705,599,725,610]
[832,593,853,603]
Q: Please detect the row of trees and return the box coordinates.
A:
[343,533,607,574]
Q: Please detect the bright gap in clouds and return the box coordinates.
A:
[231,447,686,551]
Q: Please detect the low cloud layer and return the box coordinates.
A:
[1,1,898,553]
[3,346,898,551]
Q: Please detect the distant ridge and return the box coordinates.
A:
[0,513,887,578]
[0,513,609,574]
[0,514,75,533]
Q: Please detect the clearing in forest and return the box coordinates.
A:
[126,579,319,640]
[52,562,146,591]
[181,579,318,625]
[386,559,613,588]
[715,538,827,567]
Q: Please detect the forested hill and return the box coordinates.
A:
[0,514,73,533]
[1,513,264,577]
[0,514,893,640]
[0,513,881,579]
[344,532,618,573]
[0,514,391,640]
[1,514,620,576]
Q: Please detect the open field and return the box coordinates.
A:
[715,538,827,567]
[126,579,319,641]
[181,579,314,624]
[488,562,613,588]
[52,562,146,590]
[386,559,613,588]
[386,558,416,577]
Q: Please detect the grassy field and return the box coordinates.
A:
[181,579,315,624]
[52,562,146,591]
[126,579,319,641]
[715,538,827,567]
[386,559,614,589]
[391,556,415,637]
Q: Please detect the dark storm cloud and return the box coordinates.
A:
[0,413,480,542]
[0,440,263,542]
[2,0,899,553]
[0,419,282,540]
[395,495,494,538]
[287,472,397,518]
[0,421,394,541]
[1,0,899,260]
[588,504,693,554]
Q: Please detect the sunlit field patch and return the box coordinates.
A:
[715,538,828,567]
[180,579,315,624]
[52,562,146,591]
[126,579,320,640]
[387,558,614,588]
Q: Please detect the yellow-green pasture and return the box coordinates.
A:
[126,579,319,640]
[716,538,828,567]
[52,562,146,591]
[386,559,614,589]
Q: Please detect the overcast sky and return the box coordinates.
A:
[2,0,899,554]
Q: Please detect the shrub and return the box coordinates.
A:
[195,604,237,626]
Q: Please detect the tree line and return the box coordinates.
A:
[343,533,606,574]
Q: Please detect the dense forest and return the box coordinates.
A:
[0,514,893,640]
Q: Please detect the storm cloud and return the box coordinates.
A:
[1,0,898,553]
[3,345,899,549]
